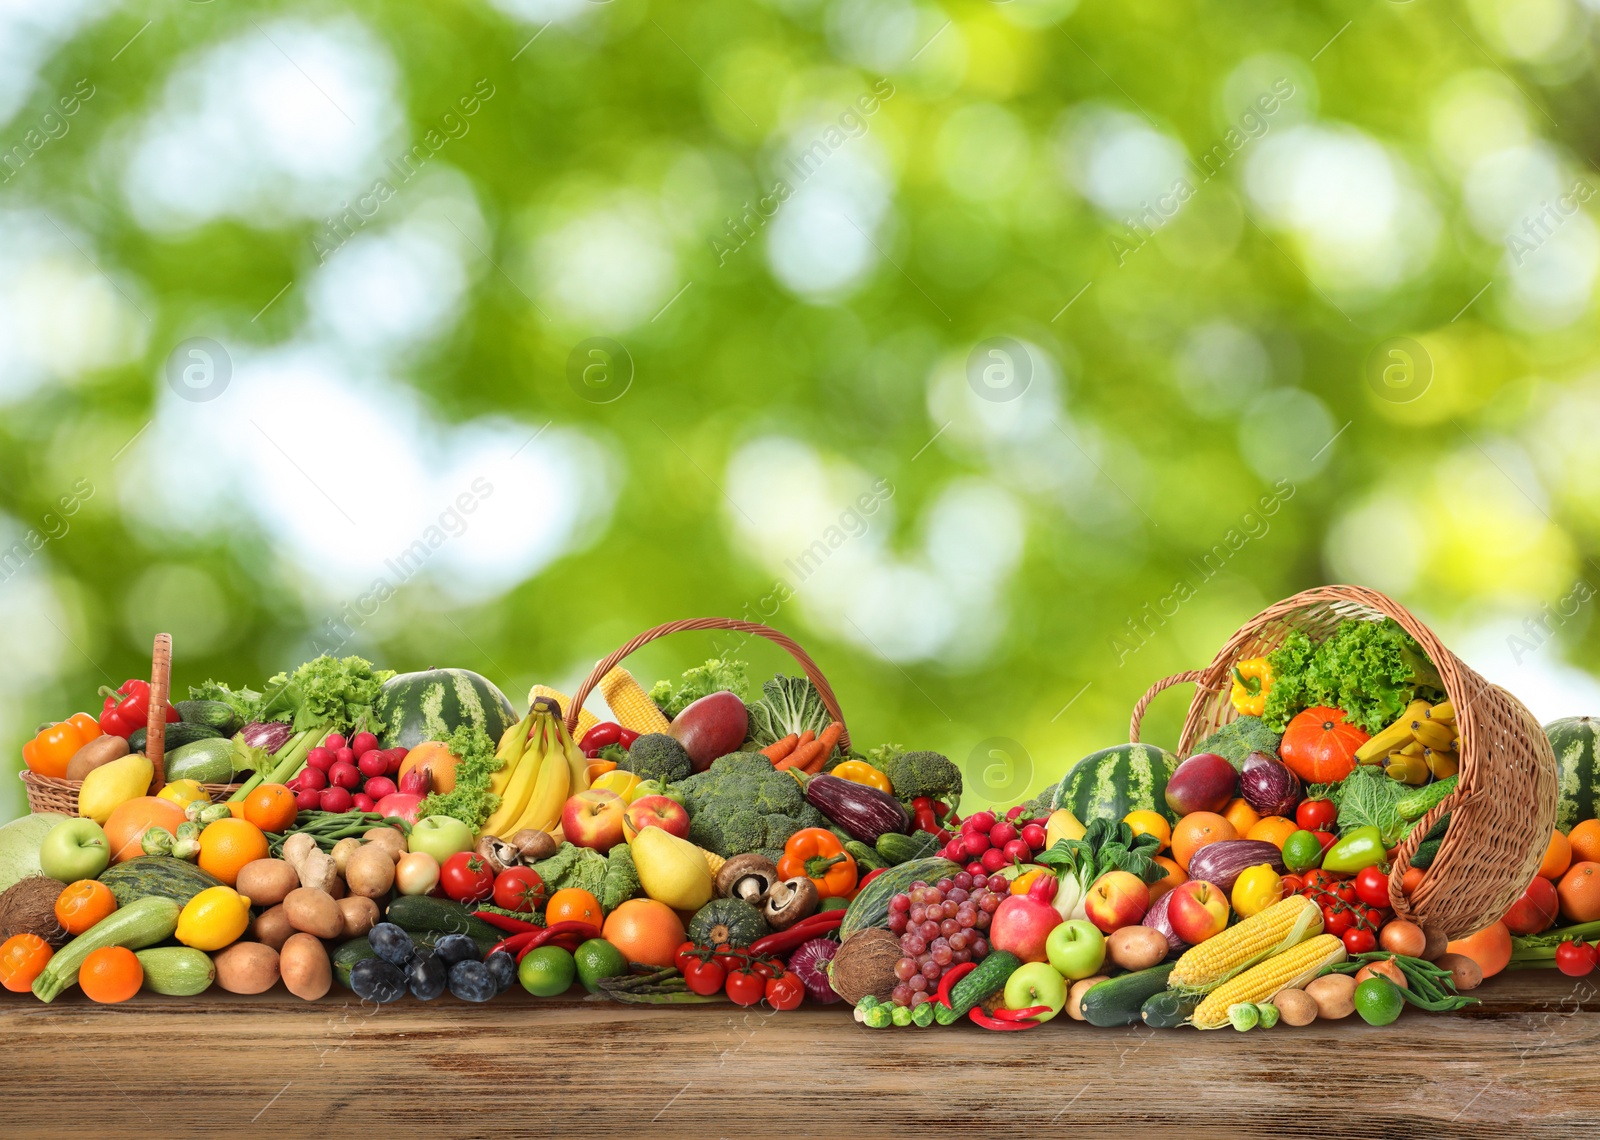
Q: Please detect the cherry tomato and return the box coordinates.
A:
[674,941,701,972]
[1342,927,1376,954]
[764,969,805,1010]
[1354,865,1392,910]
[1556,939,1598,978]
[725,968,765,1006]
[748,957,778,980]
[1331,881,1358,907]
[1321,905,1355,938]
[1359,905,1386,931]
[1300,869,1340,898]
[439,852,496,903]
[491,867,547,912]
[1280,873,1304,896]
[713,944,744,972]
[683,957,727,996]
[1296,799,1337,832]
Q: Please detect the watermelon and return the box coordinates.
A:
[1050,743,1182,824]
[375,668,517,750]
[1546,716,1600,833]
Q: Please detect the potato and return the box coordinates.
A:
[65,735,129,781]
[237,859,299,908]
[337,895,379,938]
[1067,976,1108,1021]
[1420,925,1450,962]
[214,942,280,994]
[279,932,332,1001]
[251,905,294,951]
[363,827,407,861]
[330,837,363,876]
[1434,952,1483,992]
[326,874,347,900]
[1107,926,1169,972]
[1272,989,1319,1027]
[282,887,343,939]
[1305,973,1357,1019]
[346,843,396,899]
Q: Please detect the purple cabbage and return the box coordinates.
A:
[1239,750,1303,817]
[241,721,293,754]
[788,937,841,1004]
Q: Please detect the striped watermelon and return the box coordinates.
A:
[1546,716,1600,833]
[1051,743,1182,824]
[376,668,517,751]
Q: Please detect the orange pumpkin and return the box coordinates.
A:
[398,742,460,795]
[1279,706,1368,784]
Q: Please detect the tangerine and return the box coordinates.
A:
[601,899,686,968]
[1171,812,1236,871]
[1569,819,1600,865]
[546,888,603,927]
[1557,861,1600,924]
[1222,798,1261,838]
[1539,829,1573,880]
[54,880,117,935]
[1122,810,1172,853]
[1246,815,1299,850]
[243,784,298,833]
[197,818,269,886]
[79,945,142,1003]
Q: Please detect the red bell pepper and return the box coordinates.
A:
[99,679,178,739]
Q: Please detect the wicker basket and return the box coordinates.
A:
[563,617,851,749]
[1129,585,1556,939]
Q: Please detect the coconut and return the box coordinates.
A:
[0,875,69,946]
[826,927,901,1005]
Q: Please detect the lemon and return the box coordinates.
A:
[592,769,643,804]
[176,886,252,951]
[158,780,211,810]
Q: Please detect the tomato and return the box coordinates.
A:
[749,957,778,980]
[1354,865,1392,910]
[1296,799,1338,832]
[683,957,727,996]
[1300,869,1340,898]
[764,969,805,1011]
[1359,906,1386,931]
[725,968,765,1006]
[1330,880,1358,907]
[1556,939,1597,978]
[713,944,744,972]
[1280,873,1304,896]
[1321,904,1355,938]
[491,867,547,912]
[439,852,496,903]
[674,941,701,972]
[1343,927,1376,954]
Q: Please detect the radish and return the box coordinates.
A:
[319,786,353,813]
[329,762,361,790]
[350,731,379,756]
[363,776,397,801]
[358,750,388,778]
[305,747,334,772]
[352,793,376,813]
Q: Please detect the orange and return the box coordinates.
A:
[78,945,143,1003]
[1123,810,1172,853]
[242,784,298,833]
[1222,798,1260,838]
[546,888,603,927]
[1171,812,1236,872]
[0,933,53,993]
[197,818,269,886]
[1539,829,1572,880]
[1148,855,1187,902]
[1446,921,1512,979]
[54,880,117,935]
[602,899,686,968]
[104,797,188,865]
[1570,819,1600,865]
[1557,861,1600,923]
[1246,816,1298,850]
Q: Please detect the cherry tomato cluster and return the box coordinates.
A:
[1298,866,1394,954]
[673,941,804,1009]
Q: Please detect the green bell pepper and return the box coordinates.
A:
[1323,825,1385,874]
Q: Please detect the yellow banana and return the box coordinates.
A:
[1355,699,1430,763]
[1425,699,1456,724]
[1410,716,1456,752]
[510,745,569,834]
[1424,747,1459,779]
[1395,740,1426,757]
[482,723,547,836]
[555,717,591,796]
[488,711,534,799]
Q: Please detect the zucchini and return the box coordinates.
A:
[135,946,216,996]
[935,950,1021,1025]
[876,831,938,865]
[1141,988,1199,1029]
[164,738,239,785]
[840,857,962,941]
[99,857,224,908]
[384,895,503,950]
[33,896,181,1002]
[174,699,243,735]
[845,840,889,873]
[128,722,224,753]
[1080,963,1178,1027]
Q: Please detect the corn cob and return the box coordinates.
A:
[698,848,726,877]
[598,668,671,734]
[527,685,600,739]
[1168,893,1323,992]
[1191,934,1347,1029]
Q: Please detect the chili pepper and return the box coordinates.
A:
[514,920,603,962]
[21,713,102,779]
[969,1006,1039,1031]
[934,961,976,1007]
[1323,826,1386,874]
[831,760,892,794]
[991,1004,1051,1022]
[1230,657,1274,717]
[858,868,887,890]
[99,679,179,739]
[473,910,542,935]
[747,909,844,957]
[579,722,624,753]
[778,827,858,898]
[488,931,541,958]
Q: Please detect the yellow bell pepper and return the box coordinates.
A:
[1230,658,1274,717]
[157,779,211,810]
[831,760,892,794]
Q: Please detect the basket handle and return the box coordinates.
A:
[563,618,850,750]
[146,632,172,794]
[1387,788,1463,920]
[1129,671,1214,743]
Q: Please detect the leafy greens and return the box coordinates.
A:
[1035,819,1167,920]
[1307,765,1412,847]
[648,657,749,720]
[257,654,395,737]
[188,679,265,726]
[417,724,501,829]
[1262,618,1443,734]
[744,673,832,748]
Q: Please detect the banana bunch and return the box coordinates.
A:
[481,700,592,837]
[1354,699,1458,785]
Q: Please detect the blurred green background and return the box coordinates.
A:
[5,0,1600,822]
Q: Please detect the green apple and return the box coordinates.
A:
[1045,918,1106,981]
[39,818,110,882]
[1004,961,1068,1023]
[407,815,475,862]
[631,779,685,807]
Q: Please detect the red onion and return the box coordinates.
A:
[241,721,293,753]
[787,937,841,1004]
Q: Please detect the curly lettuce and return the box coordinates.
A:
[1262,619,1443,735]
[648,657,749,720]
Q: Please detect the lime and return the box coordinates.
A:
[573,938,628,993]
[518,946,576,997]
[1281,830,1326,873]
[1353,977,1404,1026]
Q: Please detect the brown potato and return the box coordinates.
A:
[282,887,343,939]
[65,735,129,781]
[1420,925,1450,962]
[1272,989,1319,1027]
[1305,973,1357,1019]
[330,837,363,876]
[1067,976,1109,1021]
[279,932,332,1001]
[326,875,347,900]
[1107,926,1169,972]
[236,859,299,908]
[345,844,396,899]
[251,905,294,951]
[213,942,280,994]
[362,827,408,861]
[337,896,379,938]
[1434,952,1483,992]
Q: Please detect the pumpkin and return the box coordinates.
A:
[1279,706,1368,785]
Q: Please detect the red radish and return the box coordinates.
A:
[363,776,397,801]
[990,822,1018,847]
[1021,823,1047,850]
[386,748,408,775]
[966,811,997,833]
[358,751,388,778]
[1005,805,1025,820]
[319,786,353,813]
[1002,838,1032,863]
[294,787,321,812]
[966,861,987,877]
[299,766,328,791]
[305,747,334,772]
[329,762,361,790]
[350,731,379,756]
[980,847,1007,872]
[964,833,990,858]
[324,734,346,752]
[335,746,356,766]
[352,793,375,813]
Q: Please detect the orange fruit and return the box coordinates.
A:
[1149,855,1187,901]
[1446,920,1512,979]
[1539,829,1573,880]
[546,888,603,927]
[197,818,269,886]
[1570,819,1600,865]
[54,880,117,935]
[1171,812,1236,871]
[78,945,143,1003]
[0,933,53,993]
[104,797,188,865]
[1557,861,1600,923]
[1246,815,1298,849]
[242,784,298,833]
[1123,810,1172,853]
[1222,798,1260,838]
[602,899,686,968]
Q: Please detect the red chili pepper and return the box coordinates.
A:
[991,1004,1050,1022]
[513,920,603,962]
[579,722,624,752]
[934,961,976,1008]
[969,1006,1039,1031]
[473,910,542,935]
[747,910,844,957]
[487,931,541,958]
[858,868,887,890]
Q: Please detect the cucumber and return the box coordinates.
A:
[845,840,889,873]
[1141,988,1199,1029]
[935,950,1022,1025]
[1079,963,1177,1027]
[840,857,962,941]
[98,857,224,908]
[128,722,224,754]
[135,946,216,996]
[32,896,182,1002]
[175,699,244,735]
[164,738,239,785]
[875,831,938,866]
[384,895,503,950]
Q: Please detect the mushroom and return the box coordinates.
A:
[474,835,518,875]
[763,876,820,930]
[714,854,779,904]
[510,829,558,863]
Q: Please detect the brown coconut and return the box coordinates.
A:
[827,927,901,1005]
[0,876,69,946]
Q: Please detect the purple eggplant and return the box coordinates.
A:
[240,721,293,754]
[803,774,910,842]
[1184,839,1286,893]
[1239,750,1303,817]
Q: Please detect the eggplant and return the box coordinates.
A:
[1239,751,1302,817]
[241,721,293,753]
[1184,839,1286,893]
[803,774,911,843]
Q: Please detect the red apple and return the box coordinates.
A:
[669,691,750,772]
[561,789,627,853]
[622,794,690,842]
[989,895,1063,963]
[1165,752,1238,816]
[1167,879,1230,944]
[1084,870,1151,933]
[1502,874,1560,935]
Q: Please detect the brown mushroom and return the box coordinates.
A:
[510,829,558,863]
[763,876,820,930]
[474,835,517,875]
[715,854,779,904]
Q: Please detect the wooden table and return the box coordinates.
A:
[3,971,1598,1138]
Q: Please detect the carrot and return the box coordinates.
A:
[777,721,843,774]
[796,729,815,748]
[761,733,800,763]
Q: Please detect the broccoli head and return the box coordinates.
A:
[620,732,692,784]
[601,842,641,911]
[1193,715,1282,770]
[677,751,830,857]
[882,749,962,803]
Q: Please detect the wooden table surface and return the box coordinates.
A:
[3,970,1598,1138]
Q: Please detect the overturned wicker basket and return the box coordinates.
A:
[1129,585,1556,940]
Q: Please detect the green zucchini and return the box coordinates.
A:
[845,840,889,873]
[875,831,938,865]
[174,699,244,735]
[33,896,182,1002]
[1141,988,1199,1029]
[164,738,239,785]
[934,950,1022,1025]
[1079,963,1177,1027]
[98,857,224,908]
[135,946,216,996]
[384,895,503,950]
[128,722,224,754]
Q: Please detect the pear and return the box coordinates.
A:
[630,827,713,911]
[77,753,154,824]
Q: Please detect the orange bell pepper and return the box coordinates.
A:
[22,713,102,779]
[777,827,858,899]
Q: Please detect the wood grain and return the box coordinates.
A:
[3,972,1597,1139]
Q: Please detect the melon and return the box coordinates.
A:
[375,668,517,751]
[1051,743,1182,824]
[1546,716,1600,833]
